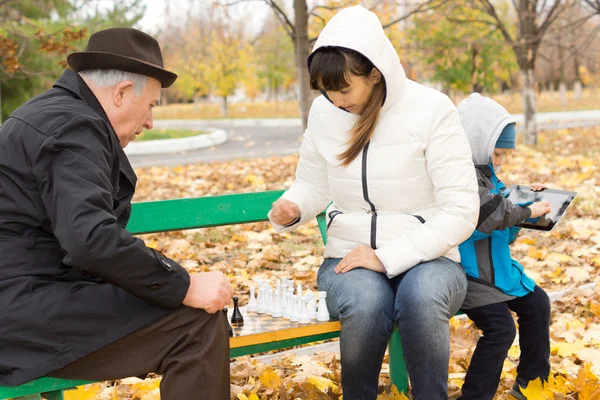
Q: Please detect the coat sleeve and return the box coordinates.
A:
[476,187,532,234]
[269,106,331,232]
[31,114,190,309]
[375,95,480,278]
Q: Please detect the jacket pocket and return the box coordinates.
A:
[326,210,343,231]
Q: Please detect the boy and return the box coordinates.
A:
[456,93,552,400]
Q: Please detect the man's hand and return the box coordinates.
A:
[270,198,300,226]
[182,272,233,313]
[529,201,551,218]
[335,245,385,274]
[530,183,547,191]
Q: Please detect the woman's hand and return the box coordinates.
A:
[270,198,300,226]
[335,245,385,274]
[529,201,551,218]
[530,183,547,191]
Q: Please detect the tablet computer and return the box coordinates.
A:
[507,185,577,231]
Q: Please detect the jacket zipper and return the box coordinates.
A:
[488,239,495,285]
[362,141,377,249]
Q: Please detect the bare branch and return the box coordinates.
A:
[479,0,515,45]
[539,1,570,39]
[264,0,295,38]
[381,0,448,30]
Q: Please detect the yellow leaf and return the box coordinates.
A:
[528,247,547,260]
[64,383,104,400]
[307,375,338,392]
[248,393,259,400]
[258,367,280,389]
[547,252,572,263]
[551,341,586,357]
[519,377,554,399]
[377,384,410,399]
[237,394,248,400]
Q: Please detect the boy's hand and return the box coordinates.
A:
[270,199,300,225]
[335,245,385,274]
[530,183,547,191]
[529,201,551,218]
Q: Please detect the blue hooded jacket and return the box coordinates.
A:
[456,94,536,309]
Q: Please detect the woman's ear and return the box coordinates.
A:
[370,68,381,84]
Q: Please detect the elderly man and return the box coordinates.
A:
[0,28,232,399]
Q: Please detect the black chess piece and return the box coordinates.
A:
[231,296,244,325]
[223,308,233,337]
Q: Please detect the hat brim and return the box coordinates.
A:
[67,51,177,88]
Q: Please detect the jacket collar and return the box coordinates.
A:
[53,70,137,187]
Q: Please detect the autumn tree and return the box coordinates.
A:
[462,0,577,145]
[0,0,87,121]
[407,1,518,93]
[253,13,297,103]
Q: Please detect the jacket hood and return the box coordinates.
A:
[457,93,516,165]
[308,5,406,113]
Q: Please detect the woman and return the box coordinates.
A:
[269,6,479,399]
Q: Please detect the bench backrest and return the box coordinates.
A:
[127,190,328,243]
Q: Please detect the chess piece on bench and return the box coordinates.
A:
[247,285,257,312]
[317,291,330,322]
[304,291,317,320]
[283,291,293,319]
[298,294,311,324]
[273,288,282,318]
[231,297,244,326]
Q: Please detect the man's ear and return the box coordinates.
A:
[112,81,134,107]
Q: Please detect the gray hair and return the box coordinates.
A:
[78,69,148,96]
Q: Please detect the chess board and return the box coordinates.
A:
[227,306,341,349]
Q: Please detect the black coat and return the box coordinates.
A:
[0,71,190,386]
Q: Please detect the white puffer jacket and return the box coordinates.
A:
[270,5,479,278]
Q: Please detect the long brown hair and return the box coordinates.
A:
[309,47,386,166]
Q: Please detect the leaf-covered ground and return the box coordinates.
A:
[65,126,600,399]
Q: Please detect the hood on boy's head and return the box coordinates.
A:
[457,93,516,165]
[307,5,406,112]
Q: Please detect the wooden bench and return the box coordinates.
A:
[0,190,409,400]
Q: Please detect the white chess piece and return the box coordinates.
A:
[256,286,265,314]
[304,291,317,320]
[267,289,274,316]
[283,291,292,319]
[272,289,282,318]
[247,285,257,312]
[290,295,299,322]
[296,283,303,298]
[317,291,330,321]
[298,295,311,324]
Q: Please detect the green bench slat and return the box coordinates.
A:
[0,378,94,399]
[127,190,285,234]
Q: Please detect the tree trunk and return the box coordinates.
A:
[294,0,312,130]
[521,69,538,145]
[574,81,582,99]
[193,95,201,112]
[559,82,567,107]
[221,95,228,117]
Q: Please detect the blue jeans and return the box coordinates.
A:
[317,257,467,400]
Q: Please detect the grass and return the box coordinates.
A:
[154,89,600,120]
[137,128,206,141]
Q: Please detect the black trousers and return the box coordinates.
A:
[459,286,551,400]
[49,306,230,400]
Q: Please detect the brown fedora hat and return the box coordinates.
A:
[67,28,177,88]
